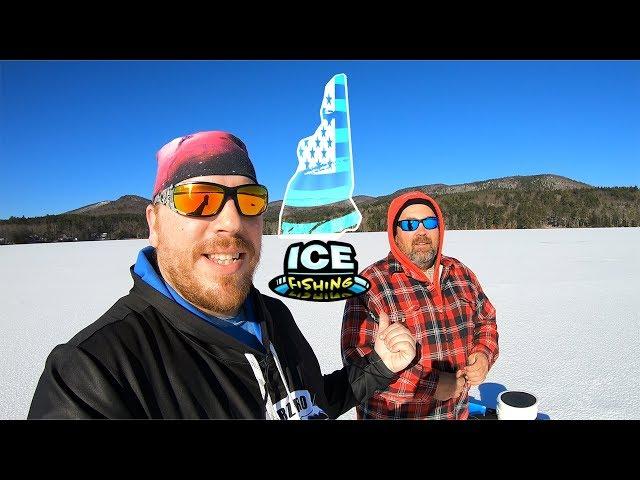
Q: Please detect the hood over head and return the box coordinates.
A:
[386,191,445,303]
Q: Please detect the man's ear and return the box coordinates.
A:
[146,204,159,247]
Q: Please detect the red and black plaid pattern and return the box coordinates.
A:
[341,252,499,419]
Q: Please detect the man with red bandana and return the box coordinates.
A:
[28,131,417,419]
[341,192,499,419]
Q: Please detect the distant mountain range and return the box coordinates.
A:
[65,195,150,216]
[373,174,590,196]
[59,174,591,217]
[1,174,637,244]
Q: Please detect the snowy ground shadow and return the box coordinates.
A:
[469,382,551,420]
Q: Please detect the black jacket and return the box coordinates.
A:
[28,267,396,419]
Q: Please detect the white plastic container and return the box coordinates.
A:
[496,391,538,420]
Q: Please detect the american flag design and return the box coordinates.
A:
[279,74,362,236]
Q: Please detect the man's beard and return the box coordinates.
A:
[156,235,260,317]
[407,235,437,270]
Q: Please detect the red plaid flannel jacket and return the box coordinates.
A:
[341,190,498,420]
[341,253,498,419]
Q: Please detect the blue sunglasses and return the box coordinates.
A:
[397,216,439,232]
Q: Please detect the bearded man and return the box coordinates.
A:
[28,131,416,419]
[341,191,499,419]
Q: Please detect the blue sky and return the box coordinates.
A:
[1,60,638,219]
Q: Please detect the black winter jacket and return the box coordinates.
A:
[28,267,396,419]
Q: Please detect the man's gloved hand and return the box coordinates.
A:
[434,369,467,401]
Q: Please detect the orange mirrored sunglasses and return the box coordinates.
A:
[153,182,268,217]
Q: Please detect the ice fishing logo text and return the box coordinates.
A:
[268,241,370,302]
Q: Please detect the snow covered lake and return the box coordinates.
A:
[1,228,638,419]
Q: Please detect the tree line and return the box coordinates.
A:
[1,186,638,244]
[0,214,148,244]
[265,186,640,234]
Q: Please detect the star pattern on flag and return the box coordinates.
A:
[279,73,362,236]
[295,84,337,176]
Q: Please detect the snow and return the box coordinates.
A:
[67,200,112,214]
[1,228,638,419]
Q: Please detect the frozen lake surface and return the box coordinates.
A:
[1,228,638,419]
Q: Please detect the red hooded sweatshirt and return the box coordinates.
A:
[341,191,499,419]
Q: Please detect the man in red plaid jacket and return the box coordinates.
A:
[341,191,499,419]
